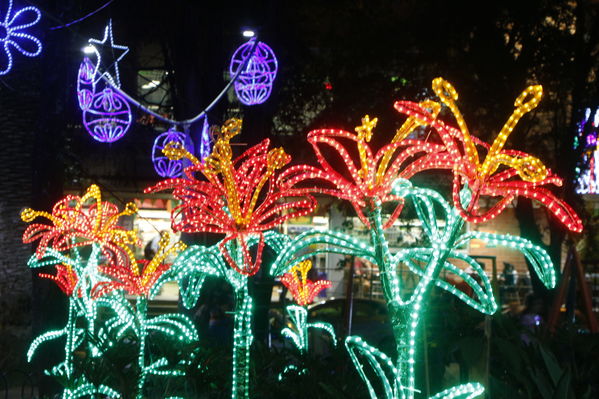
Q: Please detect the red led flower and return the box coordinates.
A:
[39,264,80,296]
[145,119,316,276]
[394,78,582,232]
[278,109,449,228]
[93,232,186,298]
[21,184,138,259]
[280,260,330,306]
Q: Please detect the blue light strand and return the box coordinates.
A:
[49,0,114,30]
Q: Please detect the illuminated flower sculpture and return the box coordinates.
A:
[280,260,335,355]
[39,263,80,297]
[0,0,42,75]
[281,259,331,306]
[93,232,186,298]
[272,79,581,399]
[22,184,138,261]
[394,78,583,232]
[92,232,194,399]
[22,185,196,399]
[279,108,448,229]
[146,118,315,399]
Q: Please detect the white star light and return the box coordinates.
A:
[88,20,129,87]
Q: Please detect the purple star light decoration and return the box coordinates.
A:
[229,39,278,105]
[0,0,42,75]
[152,128,194,178]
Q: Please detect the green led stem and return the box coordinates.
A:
[153,232,291,399]
[273,179,557,399]
[136,297,148,399]
[64,299,77,378]
[232,287,253,399]
[27,245,105,388]
[281,305,336,355]
[26,241,199,399]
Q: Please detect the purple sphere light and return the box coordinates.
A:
[152,129,194,178]
[82,88,132,143]
[229,40,278,106]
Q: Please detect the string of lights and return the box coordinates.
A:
[95,38,260,127]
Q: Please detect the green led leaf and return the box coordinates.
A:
[271,230,376,276]
[68,382,120,399]
[457,231,556,289]
[144,357,185,377]
[96,294,138,336]
[281,327,302,351]
[282,305,337,354]
[345,336,401,399]
[27,249,76,269]
[399,249,497,314]
[27,329,65,362]
[261,230,291,254]
[428,383,484,399]
[307,321,337,346]
[283,305,308,352]
[151,244,225,308]
[146,313,199,342]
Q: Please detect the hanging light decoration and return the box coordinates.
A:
[81,87,133,143]
[198,116,212,161]
[77,22,133,143]
[229,39,278,106]
[152,128,194,178]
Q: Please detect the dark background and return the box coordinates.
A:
[1,0,598,396]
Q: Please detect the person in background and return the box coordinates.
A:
[144,230,168,260]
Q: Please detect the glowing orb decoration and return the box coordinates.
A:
[82,87,132,143]
[152,128,194,178]
[229,39,278,106]
[0,0,42,75]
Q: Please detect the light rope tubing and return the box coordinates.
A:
[99,37,260,127]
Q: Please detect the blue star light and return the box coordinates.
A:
[0,0,42,76]
[88,20,129,87]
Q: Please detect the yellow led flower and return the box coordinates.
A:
[22,184,138,260]
[148,118,316,275]
[280,260,331,306]
[389,77,582,231]
[93,231,187,297]
[431,77,547,182]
